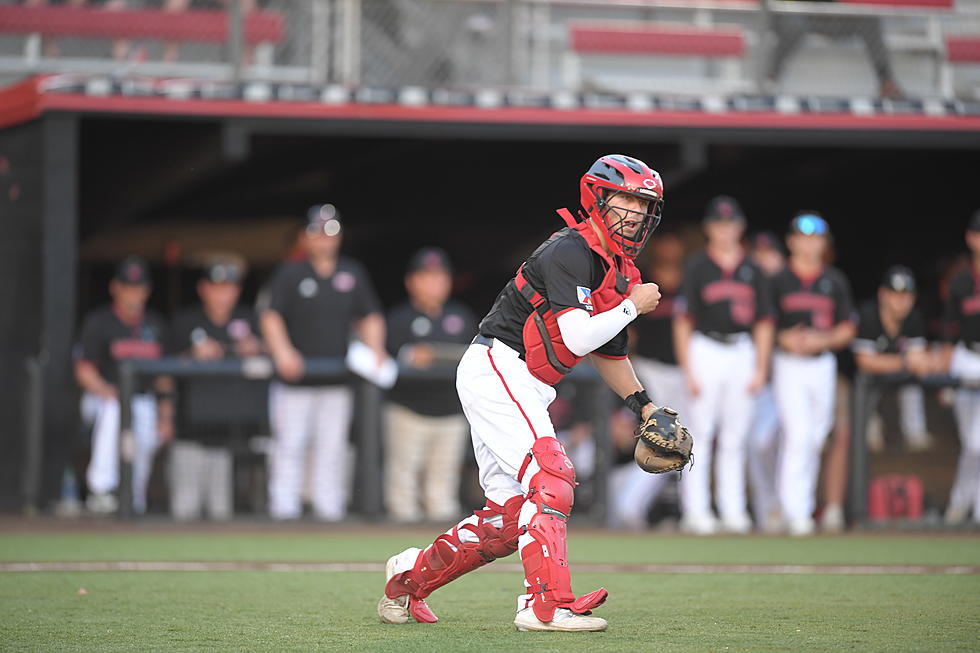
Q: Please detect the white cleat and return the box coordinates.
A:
[720,512,753,535]
[788,517,816,537]
[514,607,608,632]
[680,512,719,536]
[377,548,422,624]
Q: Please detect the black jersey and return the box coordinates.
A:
[770,265,856,333]
[676,251,773,336]
[478,227,629,359]
[263,257,381,364]
[944,266,980,346]
[633,287,678,364]
[169,306,258,356]
[852,299,927,356]
[74,305,167,387]
[386,299,477,417]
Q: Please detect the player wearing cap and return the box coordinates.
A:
[673,196,774,535]
[377,154,667,632]
[383,247,478,523]
[73,256,173,514]
[941,210,980,526]
[167,256,262,521]
[853,266,935,450]
[770,212,857,536]
[260,205,386,521]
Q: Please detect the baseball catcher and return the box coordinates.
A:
[631,403,693,474]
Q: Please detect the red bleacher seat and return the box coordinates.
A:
[0,6,285,45]
[568,22,746,58]
[840,0,953,8]
[946,36,980,63]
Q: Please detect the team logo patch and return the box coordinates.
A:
[442,314,464,335]
[577,286,594,311]
[332,271,356,292]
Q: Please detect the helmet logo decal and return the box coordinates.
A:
[643,178,657,189]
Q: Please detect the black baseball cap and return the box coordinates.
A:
[306,203,342,237]
[880,265,916,293]
[114,256,151,286]
[201,260,244,284]
[967,209,980,232]
[788,211,830,236]
[703,195,746,224]
[407,247,452,274]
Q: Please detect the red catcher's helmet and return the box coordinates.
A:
[580,154,664,258]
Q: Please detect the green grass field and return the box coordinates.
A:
[2,525,978,652]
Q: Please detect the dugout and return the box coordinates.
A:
[1,74,979,518]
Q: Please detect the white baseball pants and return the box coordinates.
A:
[679,332,757,522]
[949,344,980,520]
[83,392,158,514]
[267,381,353,520]
[772,350,837,523]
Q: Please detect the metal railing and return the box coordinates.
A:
[112,354,615,521]
[1,0,978,98]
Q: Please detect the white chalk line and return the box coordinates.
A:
[1,562,977,574]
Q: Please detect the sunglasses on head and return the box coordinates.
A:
[793,214,828,236]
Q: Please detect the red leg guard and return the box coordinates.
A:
[520,437,607,623]
[385,495,523,604]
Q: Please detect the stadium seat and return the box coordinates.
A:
[563,21,751,94]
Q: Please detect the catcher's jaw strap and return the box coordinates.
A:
[384,495,524,613]
[520,437,607,623]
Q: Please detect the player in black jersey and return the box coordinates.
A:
[383,247,477,523]
[168,257,262,521]
[769,212,857,536]
[673,196,774,535]
[73,256,173,514]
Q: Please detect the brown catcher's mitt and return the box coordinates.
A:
[634,406,693,474]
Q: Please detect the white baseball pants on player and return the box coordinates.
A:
[267,381,353,521]
[948,344,980,520]
[772,350,837,524]
[384,403,467,522]
[679,332,757,523]
[747,384,781,528]
[82,392,158,514]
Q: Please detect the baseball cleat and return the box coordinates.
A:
[514,607,607,632]
[378,548,439,624]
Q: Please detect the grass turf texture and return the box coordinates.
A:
[1,531,978,651]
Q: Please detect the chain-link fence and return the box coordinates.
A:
[1,1,979,98]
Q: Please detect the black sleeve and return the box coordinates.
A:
[385,305,411,358]
[754,265,774,321]
[350,261,383,319]
[75,311,105,363]
[266,264,293,315]
[540,238,599,314]
[675,255,701,318]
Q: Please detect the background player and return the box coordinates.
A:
[378,154,667,632]
[73,256,173,514]
[168,256,262,521]
[770,212,857,536]
[673,196,774,535]
[942,210,980,526]
[384,247,477,523]
[260,204,386,521]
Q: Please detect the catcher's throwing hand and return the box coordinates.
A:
[634,406,693,474]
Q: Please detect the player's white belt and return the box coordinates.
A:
[700,330,751,345]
